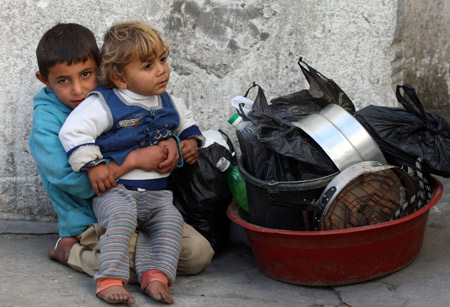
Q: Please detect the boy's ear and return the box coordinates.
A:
[111,72,127,89]
[35,71,52,89]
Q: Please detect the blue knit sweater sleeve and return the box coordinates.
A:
[29,88,97,237]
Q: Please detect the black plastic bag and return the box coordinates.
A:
[296,58,355,114]
[237,59,355,122]
[168,131,234,253]
[234,58,355,181]
[238,83,338,181]
[354,84,450,178]
[269,89,328,122]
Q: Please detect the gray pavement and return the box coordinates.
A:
[1,176,450,307]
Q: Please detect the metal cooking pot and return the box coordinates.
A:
[292,104,386,171]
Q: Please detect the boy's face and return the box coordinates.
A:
[36,57,98,109]
[114,43,170,96]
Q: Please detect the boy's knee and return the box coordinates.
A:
[177,225,214,275]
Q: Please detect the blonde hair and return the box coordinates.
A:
[101,21,169,88]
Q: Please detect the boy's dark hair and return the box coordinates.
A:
[36,23,101,78]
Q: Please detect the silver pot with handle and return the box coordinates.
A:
[292,104,386,171]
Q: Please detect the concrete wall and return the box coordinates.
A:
[0,0,447,222]
[401,0,449,110]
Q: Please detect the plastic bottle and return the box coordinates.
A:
[228,113,245,130]
[216,157,249,213]
[228,113,260,181]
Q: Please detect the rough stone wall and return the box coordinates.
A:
[0,0,443,222]
[401,0,450,110]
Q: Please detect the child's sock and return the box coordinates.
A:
[141,270,169,291]
[141,270,173,304]
[96,277,126,294]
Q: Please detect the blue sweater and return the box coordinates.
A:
[29,87,97,237]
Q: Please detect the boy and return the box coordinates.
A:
[29,23,214,303]
[59,21,205,304]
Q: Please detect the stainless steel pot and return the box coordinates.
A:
[292,104,386,171]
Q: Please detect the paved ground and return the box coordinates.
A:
[1,175,449,307]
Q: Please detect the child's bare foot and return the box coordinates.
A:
[143,281,174,304]
[48,237,79,266]
[97,286,135,305]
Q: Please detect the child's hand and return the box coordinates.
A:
[87,164,117,195]
[180,138,199,165]
[157,138,179,173]
[122,145,169,173]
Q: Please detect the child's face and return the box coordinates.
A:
[36,57,98,109]
[115,44,170,96]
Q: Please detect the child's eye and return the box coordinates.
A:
[57,78,69,84]
[144,63,152,70]
[81,71,91,78]
[160,53,169,63]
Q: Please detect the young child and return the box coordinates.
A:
[29,22,213,302]
[59,21,205,304]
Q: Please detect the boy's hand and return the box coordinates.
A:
[131,144,169,172]
[157,138,179,173]
[87,164,117,195]
[123,145,168,172]
[180,138,199,165]
[107,145,170,179]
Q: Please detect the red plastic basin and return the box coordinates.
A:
[227,176,443,286]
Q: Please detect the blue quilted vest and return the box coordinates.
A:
[90,86,180,165]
